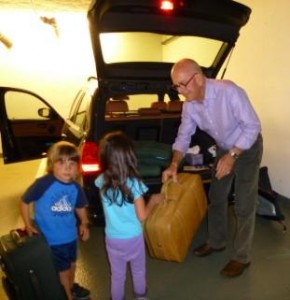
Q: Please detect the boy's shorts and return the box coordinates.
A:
[50,240,77,272]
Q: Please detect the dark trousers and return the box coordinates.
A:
[208,134,263,263]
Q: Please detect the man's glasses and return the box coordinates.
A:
[171,73,198,91]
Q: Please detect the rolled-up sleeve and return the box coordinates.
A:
[172,102,197,155]
[229,86,261,150]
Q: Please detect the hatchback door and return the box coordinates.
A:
[0,87,64,164]
[88,0,251,86]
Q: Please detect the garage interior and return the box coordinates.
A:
[2,0,290,299]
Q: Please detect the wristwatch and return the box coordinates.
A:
[229,150,239,160]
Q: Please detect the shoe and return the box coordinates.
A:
[193,243,225,257]
[71,283,90,300]
[220,260,251,278]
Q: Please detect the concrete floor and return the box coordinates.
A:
[1,159,290,300]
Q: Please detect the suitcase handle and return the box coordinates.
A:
[161,179,181,203]
[9,229,29,246]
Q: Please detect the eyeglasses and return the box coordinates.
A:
[171,73,198,91]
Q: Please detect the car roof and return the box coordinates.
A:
[87,0,251,80]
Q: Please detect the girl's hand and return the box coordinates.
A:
[151,193,164,205]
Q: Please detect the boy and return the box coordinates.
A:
[20,141,90,300]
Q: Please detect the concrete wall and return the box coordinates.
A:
[222,0,290,197]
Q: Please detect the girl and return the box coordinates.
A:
[95,131,163,300]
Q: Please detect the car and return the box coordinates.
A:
[0,0,251,225]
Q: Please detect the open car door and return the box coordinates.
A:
[0,87,64,164]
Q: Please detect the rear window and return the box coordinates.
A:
[100,32,224,68]
[124,94,181,110]
[105,94,184,121]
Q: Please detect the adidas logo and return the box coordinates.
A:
[51,195,73,212]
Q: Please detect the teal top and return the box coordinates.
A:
[95,174,148,239]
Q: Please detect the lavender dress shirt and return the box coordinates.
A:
[173,78,261,154]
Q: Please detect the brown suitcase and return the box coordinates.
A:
[144,173,207,262]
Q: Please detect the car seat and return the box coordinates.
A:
[106,99,129,116]
[150,101,168,111]
[167,100,183,113]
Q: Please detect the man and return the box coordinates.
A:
[162,58,263,278]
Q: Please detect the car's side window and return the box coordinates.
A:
[68,91,91,131]
[68,91,83,121]
[1,89,64,163]
[5,91,50,120]
[75,94,89,129]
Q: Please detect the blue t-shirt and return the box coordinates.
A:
[22,174,88,246]
[95,174,148,239]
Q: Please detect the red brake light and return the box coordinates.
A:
[160,0,174,11]
[80,142,101,174]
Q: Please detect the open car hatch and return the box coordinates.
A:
[87,0,251,85]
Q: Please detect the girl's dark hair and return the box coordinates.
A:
[99,131,142,205]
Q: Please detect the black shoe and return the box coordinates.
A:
[71,283,90,300]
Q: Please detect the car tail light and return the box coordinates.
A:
[80,141,101,174]
[159,0,186,11]
[159,0,174,11]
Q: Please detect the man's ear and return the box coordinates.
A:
[196,73,205,87]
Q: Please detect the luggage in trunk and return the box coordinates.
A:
[144,173,207,262]
[0,230,66,300]
[135,141,172,178]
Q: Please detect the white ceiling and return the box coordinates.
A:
[0,0,91,12]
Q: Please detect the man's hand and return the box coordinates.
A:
[215,153,236,180]
[162,162,178,183]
